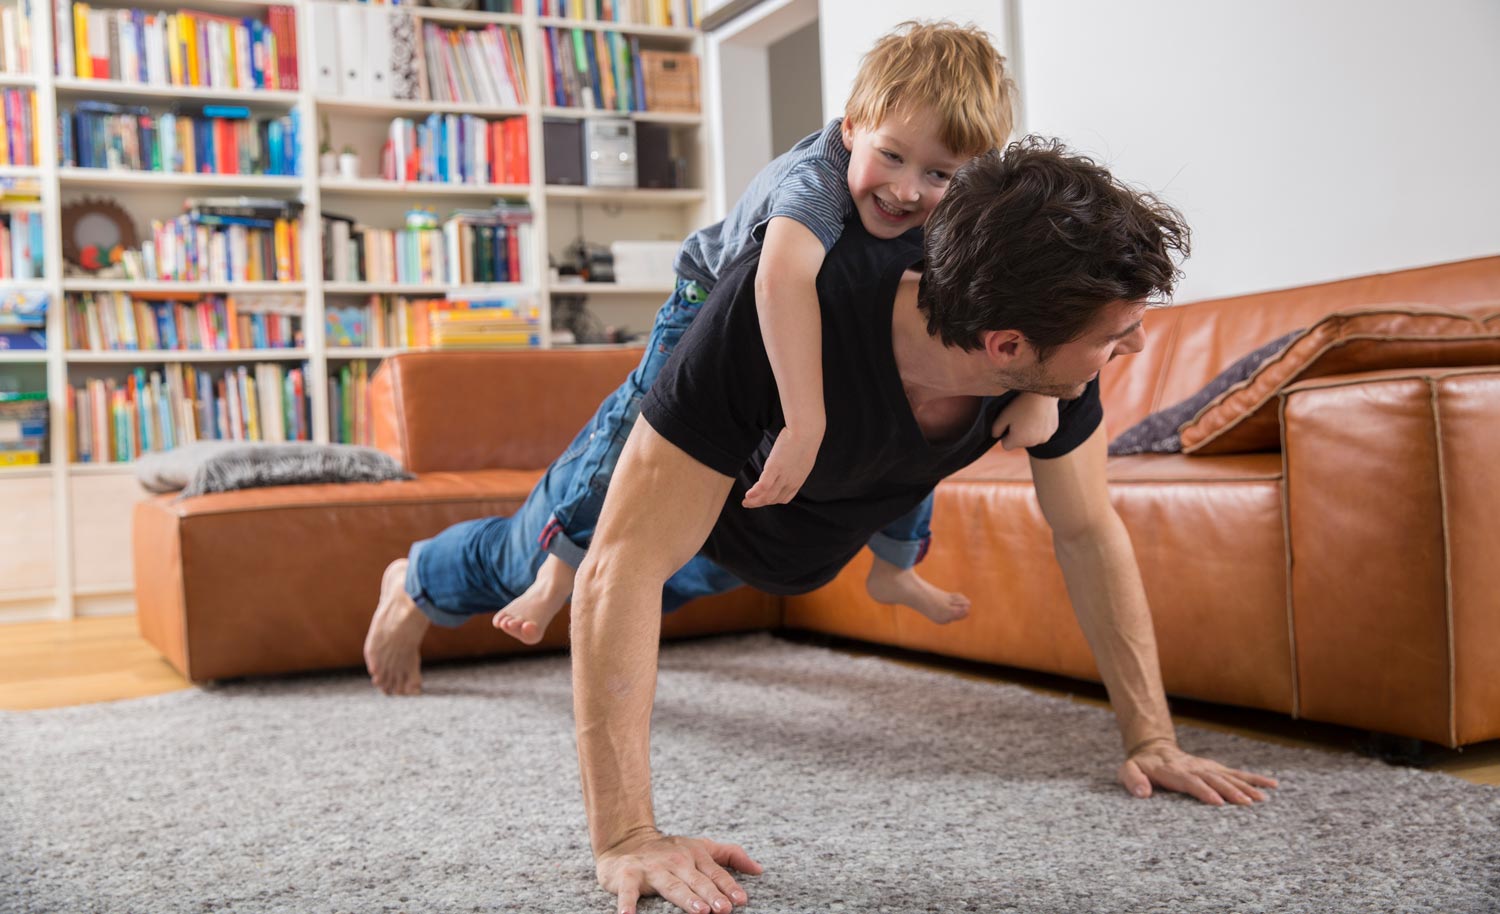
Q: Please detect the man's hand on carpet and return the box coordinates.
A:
[743,424,821,507]
[597,830,763,914]
[1119,739,1280,807]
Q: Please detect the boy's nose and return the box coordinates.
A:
[894,178,920,203]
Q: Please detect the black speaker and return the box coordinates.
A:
[543,118,586,186]
[635,122,676,188]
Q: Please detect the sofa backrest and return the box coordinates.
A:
[1099,255,1500,429]
[373,348,643,472]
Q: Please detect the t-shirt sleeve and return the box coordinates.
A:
[640,255,778,478]
[749,158,852,252]
[1024,378,1105,460]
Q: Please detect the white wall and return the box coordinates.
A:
[814,0,1500,302]
[768,20,824,153]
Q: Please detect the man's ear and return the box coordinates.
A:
[982,329,1027,366]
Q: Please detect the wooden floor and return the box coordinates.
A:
[3,616,1497,787]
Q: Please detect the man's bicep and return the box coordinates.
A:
[1029,424,1115,540]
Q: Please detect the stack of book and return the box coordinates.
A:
[536,0,698,29]
[327,359,373,446]
[443,203,533,284]
[70,362,311,462]
[0,0,34,75]
[322,216,451,286]
[0,208,43,280]
[143,197,304,283]
[0,288,46,351]
[324,295,429,349]
[428,297,539,349]
[62,103,301,176]
[383,114,529,185]
[1,88,39,166]
[55,3,299,90]
[0,391,48,466]
[65,291,303,352]
[421,22,527,106]
[541,27,644,111]
[322,203,531,286]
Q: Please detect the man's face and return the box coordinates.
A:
[999,300,1149,399]
[841,108,971,240]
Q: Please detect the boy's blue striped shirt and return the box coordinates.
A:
[675,118,852,291]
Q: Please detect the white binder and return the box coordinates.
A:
[311,2,340,96]
[364,7,393,100]
[335,2,367,97]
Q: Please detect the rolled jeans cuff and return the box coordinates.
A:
[541,516,588,569]
[867,531,929,570]
[405,539,478,629]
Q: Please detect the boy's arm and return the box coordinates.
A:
[992,392,1061,451]
[742,216,829,508]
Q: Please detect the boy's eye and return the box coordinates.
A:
[880,150,901,162]
[929,170,951,181]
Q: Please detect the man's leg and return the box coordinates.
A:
[498,279,709,644]
[864,492,970,624]
[571,418,762,914]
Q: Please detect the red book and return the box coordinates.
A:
[506,227,519,283]
[513,117,529,183]
[281,7,299,90]
[214,119,236,173]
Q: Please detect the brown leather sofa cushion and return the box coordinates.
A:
[1179,305,1500,454]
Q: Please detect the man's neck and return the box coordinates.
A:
[890,274,991,409]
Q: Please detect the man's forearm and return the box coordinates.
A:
[571,558,666,855]
[1052,511,1177,754]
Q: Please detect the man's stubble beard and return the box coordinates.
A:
[991,363,1090,401]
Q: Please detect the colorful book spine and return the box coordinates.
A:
[420,22,526,107]
[380,114,528,185]
[57,3,298,90]
[64,104,299,176]
[64,292,304,352]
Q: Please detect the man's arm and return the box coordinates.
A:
[572,415,762,914]
[1029,424,1278,806]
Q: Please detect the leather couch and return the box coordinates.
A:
[133,255,1500,748]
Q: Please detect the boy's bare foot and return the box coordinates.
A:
[492,552,576,645]
[865,558,971,624]
[364,558,430,695]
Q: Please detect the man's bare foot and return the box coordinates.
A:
[865,558,971,624]
[492,552,576,645]
[364,558,430,695]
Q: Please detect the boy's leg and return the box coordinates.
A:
[365,438,587,694]
[864,492,971,624]
[498,279,709,641]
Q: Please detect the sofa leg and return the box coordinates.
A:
[1356,731,1437,767]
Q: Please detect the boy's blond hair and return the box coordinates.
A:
[844,20,1016,157]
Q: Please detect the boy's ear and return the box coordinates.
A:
[840,118,856,152]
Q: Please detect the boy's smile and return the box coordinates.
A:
[842,108,972,239]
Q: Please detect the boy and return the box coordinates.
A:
[490,22,1054,646]
[367,23,1054,692]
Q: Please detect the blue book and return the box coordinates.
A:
[288,109,302,177]
[202,105,251,120]
[631,36,645,112]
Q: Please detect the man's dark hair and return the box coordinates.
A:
[918,137,1190,360]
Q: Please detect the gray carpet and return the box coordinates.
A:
[3,634,1498,914]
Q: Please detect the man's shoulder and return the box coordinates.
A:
[817,222,924,296]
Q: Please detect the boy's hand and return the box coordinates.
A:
[992,393,1060,451]
[743,424,822,508]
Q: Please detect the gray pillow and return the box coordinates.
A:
[136,441,412,497]
[1108,330,1302,456]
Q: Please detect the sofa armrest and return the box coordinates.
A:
[371,348,645,472]
[1279,365,1500,746]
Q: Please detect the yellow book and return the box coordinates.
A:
[242,368,261,441]
[73,3,90,78]
[225,22,237,89]
[184,14,200,87]
[225,296,241,349]
[166,14,182,85]
[0,451,40,467]
[594,30,615,109]
[29,91,39,162]
[288,219,301,279]
[273,218,291,281]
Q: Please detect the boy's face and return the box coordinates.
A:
[841,107,971,240]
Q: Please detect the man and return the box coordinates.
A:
[369,139,1278,914]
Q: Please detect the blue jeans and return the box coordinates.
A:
[542,276,936,572]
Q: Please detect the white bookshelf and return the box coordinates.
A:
[0,0,712,623]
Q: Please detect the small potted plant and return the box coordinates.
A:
[339,145,361,180]
[319,115,338,177]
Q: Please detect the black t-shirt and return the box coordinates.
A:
[640,221,1103,595]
